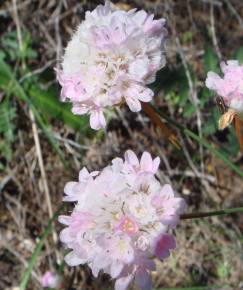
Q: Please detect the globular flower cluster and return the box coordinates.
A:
[56,0,167,130]
[59,150,186,290]
[206,60,243,117]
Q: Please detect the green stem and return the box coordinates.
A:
[155,286,223,290]
[19,206,63,290]
[151,104,243,178]
[181,207,243,220]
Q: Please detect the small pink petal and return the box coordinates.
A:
[90,110,106,130]
[64,251,86,266]
[140,151,153,172]
[152,156,160,173]
[110,261,124,278]
[124,150,139,167]
[125,96,142,112]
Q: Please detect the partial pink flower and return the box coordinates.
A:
[205,60,243,116]
[41,271,61,289]
[59,150,186,290]
[56,1,167,129]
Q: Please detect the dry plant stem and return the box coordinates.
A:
[224,0,243,29]
[141,102,181,150]
[234,117,243,151]
[210,2,222,60]
[29,110,60,262]
[12,0,23,52]
[152,104,243,178]
[175,37,204,174]
[181,207,243,220]
[19,206,63,290]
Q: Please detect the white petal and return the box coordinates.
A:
[78,167,90,181]
[160,184,174,197]
[60,228,73,243]
[64,251,84,266]
[110,261,124,278]
[115,275,133,290]
[152,157,160,173]
[124,150,139,166]
[64,182,78,196]
[140,151,153,171]
[126,96,141,112]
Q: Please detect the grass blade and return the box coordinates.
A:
[155,286,224,290]
[19,206,62,290]
[0,57,68,166]
[181,207,243,220]
[151,104,243,178]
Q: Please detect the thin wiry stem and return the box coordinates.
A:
[181,207,243,220]
[149,104,243,178]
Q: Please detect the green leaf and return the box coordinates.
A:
[28,82,90,132]
[155,286,224,290]
[203,46,219,74]
[235,47,243,62]
[151,104,243,178]
[19,206,63,290]
[183,104,196,118]
[0,30,37,62]
[0,57,67,166]
[202,120,216,136]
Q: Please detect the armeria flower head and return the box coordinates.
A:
[56,1,167,130]
[205,60,243,128]
[59,150,186,290]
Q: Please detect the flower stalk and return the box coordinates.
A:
[142,102,181,150]
[181,207,243,220]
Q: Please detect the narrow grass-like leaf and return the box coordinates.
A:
[28,82,90,132]
[155,286,224,290]
[235,47,243,62]
[0,99,16,161]
[203,46,220,74]
[19,206,63,290]
[151,104,243,178]
[181,207,243,220]
[0,57,68,166]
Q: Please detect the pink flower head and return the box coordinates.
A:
[59,150,186,290]
[41,271,61,289]
[205,60,243,116]
[56,1,167,130]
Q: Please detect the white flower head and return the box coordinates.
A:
[57,1,167,129]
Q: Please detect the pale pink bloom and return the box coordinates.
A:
[205,60,243,116]
[41,271,61,289]
[59,150,186,290]
[56,1,167,130]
